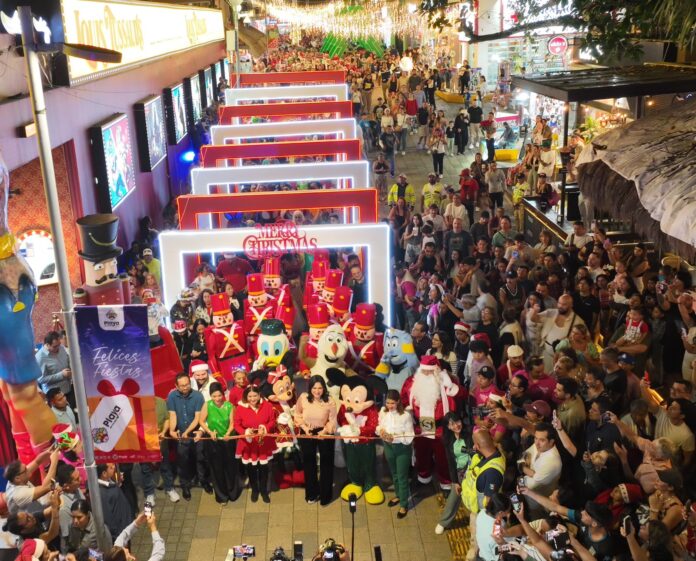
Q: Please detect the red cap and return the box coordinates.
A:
[460,168,470,176]
[420,355,440,369]
[324,269,343,293]
[276,305,294,330]
[311,259,328,281]
[263,257,280,278]
[210,292,230,316]
[354,303,376,329]
[247,273,265,296]
[190,360,209,374]
[307,303,330,328]
[332,286,353,315]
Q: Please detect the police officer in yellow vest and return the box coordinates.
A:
[448,430,505,560]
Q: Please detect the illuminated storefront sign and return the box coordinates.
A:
[58,0,224,85]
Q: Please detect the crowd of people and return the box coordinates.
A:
[3,39,696,561]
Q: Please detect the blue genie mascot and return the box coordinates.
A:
[0,151,55,463]
[374,328,419,391]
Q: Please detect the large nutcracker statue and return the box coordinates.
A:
[302,258,328,310]
[73,214,130,306]
[0,153,55,462]
[206,292,249,383]
[320,269,343,309]
[345,303,384,377]
[331,286,354,331]
[263,257,282,297]
[73,214,181,399]
[244,273,277,357]
[298,303,330,371]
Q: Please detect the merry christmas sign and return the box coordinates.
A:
[75,305,161,463]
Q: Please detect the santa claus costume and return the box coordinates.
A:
[205,293,249,383]
[401,355,462,487]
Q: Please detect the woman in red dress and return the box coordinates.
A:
[234,385,277,503]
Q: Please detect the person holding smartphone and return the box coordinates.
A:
[105,512,164,561]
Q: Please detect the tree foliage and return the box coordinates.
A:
[418,0,696,60]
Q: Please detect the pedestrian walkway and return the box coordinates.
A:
[130,473,468,561]
[128,98,486,561]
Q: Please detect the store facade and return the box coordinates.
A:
[0,0,225,334]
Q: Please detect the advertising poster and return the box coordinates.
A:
[171,84,187,142]
[101,115,136,210]
[75,305,161,463]
[190,74,202,122]
[205,67,214,107]
[144,96,167,169]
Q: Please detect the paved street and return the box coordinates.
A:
[130,98,490,561]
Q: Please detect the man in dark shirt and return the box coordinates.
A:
[379,125,398,177]
[444,217,474,259]
[348,264,368,311]
[572,278,600,332]
[467,101,483,149]
[410,321,431,359]
[585,398,622,453]
[600,347,627,413]
[469,210,491,242]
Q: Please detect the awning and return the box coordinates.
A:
[576,97,696,260]
[511,64,696,103]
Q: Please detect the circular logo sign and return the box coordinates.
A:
[548,35,568,55]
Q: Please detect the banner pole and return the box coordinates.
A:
[19,7,110,551]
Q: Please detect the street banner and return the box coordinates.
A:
[75,305,161,463]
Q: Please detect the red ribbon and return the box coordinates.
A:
[96,379,146,452]
[267,365,287,385]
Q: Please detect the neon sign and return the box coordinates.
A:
[242,221,318,260]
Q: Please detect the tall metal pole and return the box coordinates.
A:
[233,4,241,87]
[264,0,269,59]
[18,6,109,551]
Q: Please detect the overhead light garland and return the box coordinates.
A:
[262,0,428,40]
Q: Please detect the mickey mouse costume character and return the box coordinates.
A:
[329,368,386,505]
[73,214,131,306]
[401,355,463,488]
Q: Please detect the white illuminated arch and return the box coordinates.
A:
[224,84,348,105]
[191,160,370,228]
[210,118,357,145]
[159,223,392,324]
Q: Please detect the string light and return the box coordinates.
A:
[262,0,429,40]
